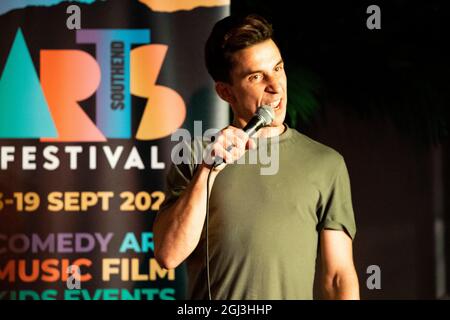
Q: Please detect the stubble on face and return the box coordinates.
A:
[225,39,287,137]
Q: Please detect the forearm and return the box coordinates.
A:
[153,164,218,269]
[322,269,360,300]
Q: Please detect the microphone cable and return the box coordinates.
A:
[205,163,216,300]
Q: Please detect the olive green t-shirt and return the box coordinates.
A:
[158,125,356,299]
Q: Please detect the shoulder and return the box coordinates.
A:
[289,129,344,166]
[281,128,348,187]
[168,135,210,181]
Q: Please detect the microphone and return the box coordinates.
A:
[241,105,275,136]
[214,105,275,166]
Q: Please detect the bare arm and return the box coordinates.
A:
[153,164,218,269]
[319,229,360,300]
[153,126,254,269]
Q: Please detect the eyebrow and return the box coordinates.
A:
[241,59,284,78]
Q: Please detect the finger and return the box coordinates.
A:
[227,135,246,152]
[246,138,257,150]
[213,146,234,164]
[230,144,244,160]
[223,130,247,151]
[223,126,249,142]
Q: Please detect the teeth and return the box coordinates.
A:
[269,100,281,108]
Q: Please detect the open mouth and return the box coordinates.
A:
[268,99,281,111]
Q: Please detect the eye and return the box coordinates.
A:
[275,64,284,72]
[248,73,262,82]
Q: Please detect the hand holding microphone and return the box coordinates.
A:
[203,105,275,171]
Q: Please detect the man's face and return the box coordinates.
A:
[219,39,287,128]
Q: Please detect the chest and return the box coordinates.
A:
[208,162,321,243]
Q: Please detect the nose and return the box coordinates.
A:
[265,74,283,94]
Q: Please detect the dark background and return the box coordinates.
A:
[232,0,450,299]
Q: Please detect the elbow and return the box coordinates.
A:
[152,225,176,269]
[152,218,189,270]
[153,243,183,270]
[321,269,360,300]
[155,254,181,270]
[321,273,338,299]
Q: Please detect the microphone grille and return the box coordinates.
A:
[256,105,275,125]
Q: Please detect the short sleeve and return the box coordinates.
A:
[157,138,204,214]
[317,157,357,240]
[157,162,191,213]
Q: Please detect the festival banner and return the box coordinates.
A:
[0,0,230,300]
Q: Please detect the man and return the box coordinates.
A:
[153,14,359,300]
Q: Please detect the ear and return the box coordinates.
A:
[215,82,236,105]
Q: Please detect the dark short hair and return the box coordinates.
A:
[204,14,274,83]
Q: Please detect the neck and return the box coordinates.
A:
[233,118,286,138]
